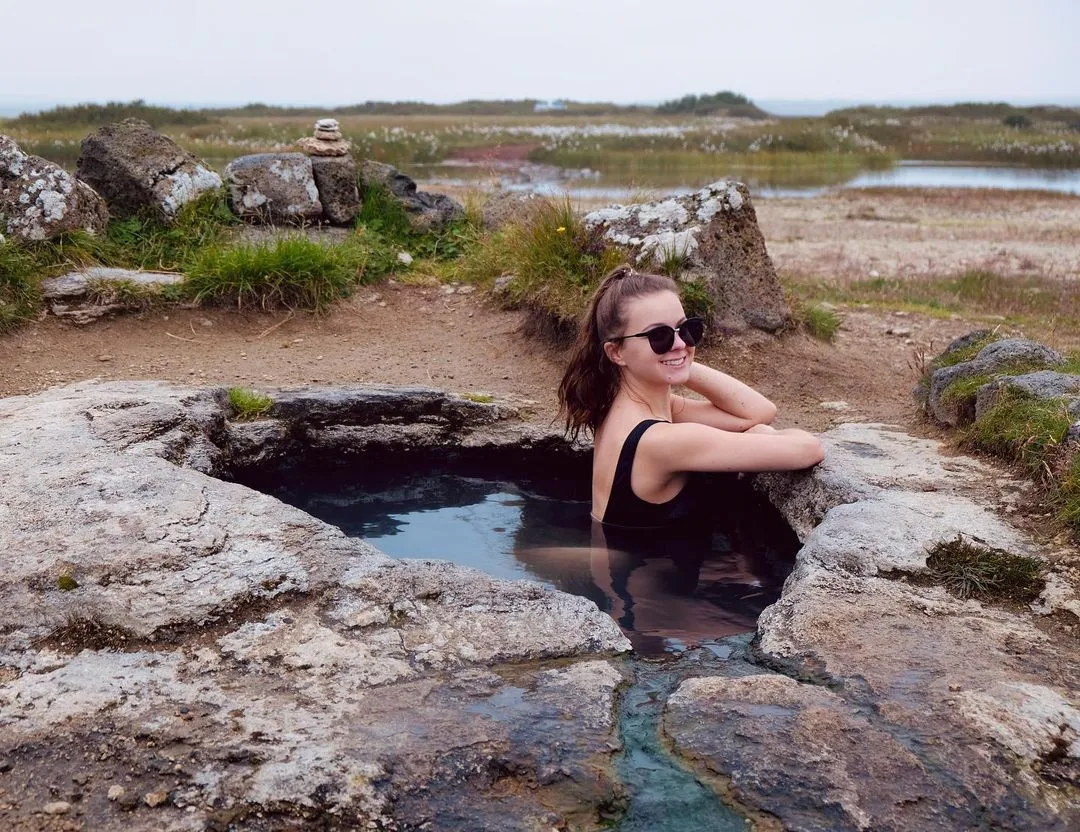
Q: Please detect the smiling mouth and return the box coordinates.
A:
[661,356,687,367]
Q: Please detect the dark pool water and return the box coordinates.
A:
[255,462,799,654]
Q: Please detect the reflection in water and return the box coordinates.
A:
[257,464,799,654]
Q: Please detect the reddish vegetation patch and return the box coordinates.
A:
[445,143,541,163]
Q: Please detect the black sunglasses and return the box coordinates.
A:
[607,317,705,354]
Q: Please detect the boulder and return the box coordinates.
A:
[583,181,790,333]
[310,155,361,225]
[0,135,108,241]
[926,338,1066,426]
[359,160,465,233]
[76,119,222,219]
[224,153,323,224]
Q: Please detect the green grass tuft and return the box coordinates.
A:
[462,392,495,404]
[227,387,273,420]
[801,304,841,342]
[0,241,42,333]
[56,574,79,592]
[453,197,623,330]
[101,189,235,271]
[185,236,366,310]
[678,279,714,321]
[925,535,1045,602]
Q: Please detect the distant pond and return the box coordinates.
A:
[415,159,1080,200]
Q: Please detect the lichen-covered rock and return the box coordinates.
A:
[0,135,108,240]
[76,119,222,219]
[310,155,361,225]
[359,160,465,233]
[926,338,1066,426]
[224,153,323,223]
[0,381,629,830]
[583,181,790,333]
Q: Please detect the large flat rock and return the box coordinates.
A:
[0,381,628,829]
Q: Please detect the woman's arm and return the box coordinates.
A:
[671,362,777,431]
[647,420,825,473]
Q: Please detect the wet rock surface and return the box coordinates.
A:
[224,153,323,224]
[667,423,1080,830]
[583,181,791,333]
[0,381,629,830]
[0,135,109,241]
[76,119,222,219]
[359,160,465,233]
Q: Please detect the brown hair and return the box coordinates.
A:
[557,265,679,441]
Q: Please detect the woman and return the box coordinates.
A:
[558,265,825,530]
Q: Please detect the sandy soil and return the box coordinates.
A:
[757,187,1080,281]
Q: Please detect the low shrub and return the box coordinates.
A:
[679,279,714,321]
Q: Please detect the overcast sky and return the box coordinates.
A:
[3,0,1077,110]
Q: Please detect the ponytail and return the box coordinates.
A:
[557,265,678,441]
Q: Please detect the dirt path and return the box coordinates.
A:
[0,281,984,436]
[2,188,1068,435]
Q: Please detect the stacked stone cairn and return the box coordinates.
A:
[296,119,362,226]
[224,118,360,226]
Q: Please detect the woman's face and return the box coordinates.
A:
[605,290,694,387]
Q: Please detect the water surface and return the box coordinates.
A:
[257,463,799,654]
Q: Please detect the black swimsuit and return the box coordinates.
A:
[600,419,709,530]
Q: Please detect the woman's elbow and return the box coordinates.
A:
[802,435,826,468]
[759,400,778,425]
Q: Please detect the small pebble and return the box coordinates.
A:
[820,401,850,411]
[43,801,71,815]
[144,790,168,808]
[396,251,414,266]
[456,285,475,294]
[868,269,880,278]
[108,785,126,801]
[97,354,114,362]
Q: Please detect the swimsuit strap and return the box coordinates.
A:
[604,419,666,525]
